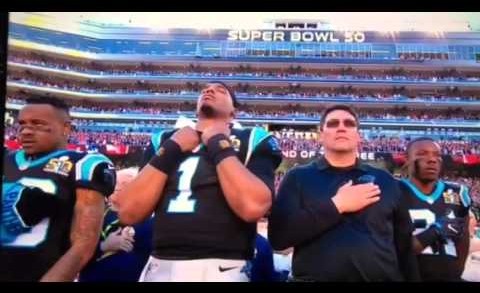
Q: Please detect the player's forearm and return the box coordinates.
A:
[115,165,166,225]
[40,244,95,282]
[41,190,104,282]
[217,157,272,222]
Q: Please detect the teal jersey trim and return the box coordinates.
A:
[245,127,271,165]
[15,150,71,171]
[401,178,445,205]
[75,153,113,182]
[151,130,166,153]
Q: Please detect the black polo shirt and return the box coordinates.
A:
[269,156,420,281]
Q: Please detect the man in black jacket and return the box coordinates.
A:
[268,105,420,282]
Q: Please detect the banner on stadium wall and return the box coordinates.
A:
[67,144,86,152]
[105,144,130,156]
[281,150,480,167]
[282,150,382,161]
[4,139,21,151]
[453,155,480,166]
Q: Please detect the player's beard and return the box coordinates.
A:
[199,104,218,119]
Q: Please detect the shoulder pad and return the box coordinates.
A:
[245,127,273,165]
[151,130,166,153]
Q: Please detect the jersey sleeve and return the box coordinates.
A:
[140,143,156,170]
[75,153,116,197]
[459,184,472,209]
[244,127,283,194]
[140,130,169,170]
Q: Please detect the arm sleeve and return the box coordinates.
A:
[268,168,343,251]
[393,182,421,281]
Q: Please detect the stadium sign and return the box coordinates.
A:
[282,150,376,160]
[282,150,318,159]
[227,30,366,43]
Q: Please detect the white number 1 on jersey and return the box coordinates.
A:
[167,157,200,213]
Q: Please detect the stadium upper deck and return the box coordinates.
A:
[8,20,480,67]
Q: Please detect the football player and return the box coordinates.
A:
[400,137,471,281]
[1,96,116,281]
[113,81,282,282]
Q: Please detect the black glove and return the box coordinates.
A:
[432,215,466,242]
[416,215,465,248]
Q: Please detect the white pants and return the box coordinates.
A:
[139,256,249,282]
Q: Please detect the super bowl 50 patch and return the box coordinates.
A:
[443,188,461,205]
[43,156,73,176]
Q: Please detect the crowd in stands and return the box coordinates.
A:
[68,131,151,148]
[444,176,480,206]
[7,67,480,103]
[9,53,480,82]
[5,117,480,155]
[7,96,480,122]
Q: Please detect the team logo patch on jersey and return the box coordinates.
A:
[43,156,73,176]
[229,135,241,151]
[443,188,461,205]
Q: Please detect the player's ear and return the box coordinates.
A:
[400,162,409,178]
[62,120,72,137]
[317,126,324,143]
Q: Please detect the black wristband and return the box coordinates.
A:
[148,139,183,174]
[207,134,237,165]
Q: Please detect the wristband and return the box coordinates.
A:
[207,134,237,165]
[148,139,183,174]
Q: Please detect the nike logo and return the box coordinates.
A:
[447,224,458,234]
[218,266,238,272]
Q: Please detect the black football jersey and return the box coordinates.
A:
[144,126,282,260]
[1,149,116,281]
[400,179,471,281]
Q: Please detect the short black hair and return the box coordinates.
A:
[25,96,70,118]
[319,104,359,130]
[406,137,436,157]
[207,80,239,108]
